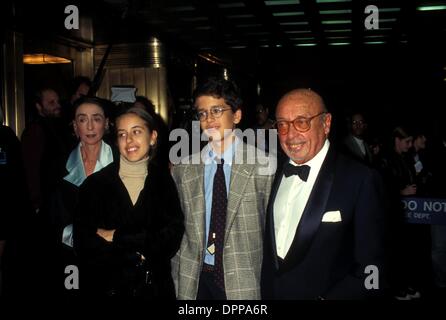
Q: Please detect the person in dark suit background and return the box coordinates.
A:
[74,107,184,298]
[342,112,373,166]
[261,89,386,300]
[0,114,34,296]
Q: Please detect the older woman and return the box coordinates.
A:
[55,97,114,247]
[41,96,114,294]
[74,107,183,298]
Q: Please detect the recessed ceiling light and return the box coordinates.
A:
[328,42,350,45]
[290,37,315,40]
[379,18,397,23]
[379,8,401,13]
[417,5,446,11]
[324,29,351,32]
[285,30,312,33]
[273,12,304,16]
[295,43,317,46]
[265,0,300,6]
[280,21,309,25]
[321,20,352,24]
[319,9,352,14]
[364,41,386,44]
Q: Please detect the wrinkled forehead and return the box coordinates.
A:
[277,92,323,117]
[75,103,105,116]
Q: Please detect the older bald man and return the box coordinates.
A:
[261,89,386,299]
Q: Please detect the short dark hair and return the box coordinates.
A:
[34,87,58,106]
[392,126,412,140]
[72,96,109,120]
[69,76,92,96]
[193,77,242,112]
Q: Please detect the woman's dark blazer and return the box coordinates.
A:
[73,160,184,297]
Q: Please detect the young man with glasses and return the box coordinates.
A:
[261,88,386,299]
[171,77,274,300]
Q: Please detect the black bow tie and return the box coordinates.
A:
[283,163,311,181]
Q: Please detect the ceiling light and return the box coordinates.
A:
[265,0,300,5]
[295,43,317,46]
[379,18,397,22]
[321,20,352,24]
[417,5,446,11]
[328,42,350,45]
[285,30,312,33]
[23,54,71,64]
[280,21,309,25]
[273,12,304,16]
[290,37,315,40]
[324,29,351,32]
[379,8,401,13]
[319,9,352,14]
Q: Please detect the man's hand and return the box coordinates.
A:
[401,184,417,196]
[96,228,116,242]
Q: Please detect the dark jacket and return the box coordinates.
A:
[261,145,386,299]
[73,161,184,298]
[21,117,75,210]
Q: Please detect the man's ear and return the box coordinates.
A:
[323,113,332,135]
[35,102,43,115]
[233,109,242,125]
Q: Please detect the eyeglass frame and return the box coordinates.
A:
[274,111,327,134]
[194,105,233,121]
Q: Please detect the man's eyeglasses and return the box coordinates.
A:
[274,112,327,135]
[195,106,232,121]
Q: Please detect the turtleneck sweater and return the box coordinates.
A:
[119,155,148,205]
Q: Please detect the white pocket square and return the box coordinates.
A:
[321,210,342,222]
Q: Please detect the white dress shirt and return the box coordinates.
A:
[274,140,330,259]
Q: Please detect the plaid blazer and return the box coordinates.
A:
[171,141,275,300]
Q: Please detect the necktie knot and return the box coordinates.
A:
[283,163,311,181]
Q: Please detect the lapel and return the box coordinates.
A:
[225,141,256,243]
[225,142,255,243]
[184,154,207,252]
[266,152,287,270]
[278,146,337,273]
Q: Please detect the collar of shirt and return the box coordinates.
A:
[64,141,114,186]
[288,139,330,184]
[203,134,239,165]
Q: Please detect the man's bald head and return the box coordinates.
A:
[277,88,327,115]
[275,88,331,164]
